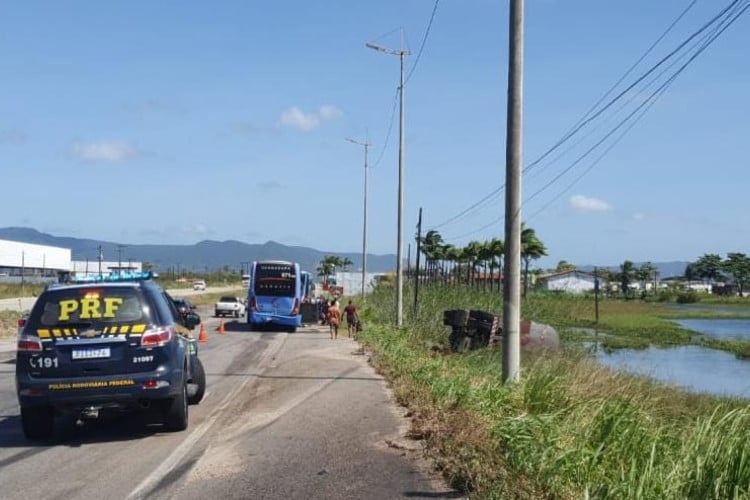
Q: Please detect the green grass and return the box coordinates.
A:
[0,283,45,300]
[358,283,750,498]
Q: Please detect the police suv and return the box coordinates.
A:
[15,272,206,440]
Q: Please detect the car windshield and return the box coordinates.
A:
[219,296,237,303]
[28,286,147,329]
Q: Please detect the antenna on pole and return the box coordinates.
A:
[366,37,410,327]
[346,136,372,299]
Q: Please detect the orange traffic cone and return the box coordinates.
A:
[217,320,225,335]
[198,322,208,343]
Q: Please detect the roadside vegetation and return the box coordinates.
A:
[357,283,750,498]
[0,283,45,300]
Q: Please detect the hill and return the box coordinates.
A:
[0,227,397,274]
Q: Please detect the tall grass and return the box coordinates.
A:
[359,283,750,498]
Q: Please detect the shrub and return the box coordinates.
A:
[676,291,700,304]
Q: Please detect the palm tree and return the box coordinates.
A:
[521,226,547,297]
[695,253,723,288]
[636,262,657,294]
[619,260,636,298]
[722,252,750,296]
[487,238,504,292]
[420,230,444,281]
[464,240,484,287]
[444,244,461,284]
[340,257,353,272]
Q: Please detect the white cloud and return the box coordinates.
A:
[633,212,646,221]
[278,105,343,131]
[570,195,612,212]
[182,224,209,235]
[319,105,343,120]
[71,141,139,162]
[279,107,320,131]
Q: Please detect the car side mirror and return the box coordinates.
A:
[184,314,200,330]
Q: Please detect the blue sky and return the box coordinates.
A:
[1,1,748,269]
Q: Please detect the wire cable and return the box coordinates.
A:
[443,0,749,242]
[524,0,749,214]
[371,89,399,169]
[406,0,441,84]
[427,0,737,231]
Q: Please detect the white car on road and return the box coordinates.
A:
[214,296,246,318]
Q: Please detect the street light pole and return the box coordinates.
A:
[366,41,409,327]
[346,136,371,299]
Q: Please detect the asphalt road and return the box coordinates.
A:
[0,308,461,499]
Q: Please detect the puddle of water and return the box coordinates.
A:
[674,318,750,341]
[594,344,750,399]
[666,303,750,315]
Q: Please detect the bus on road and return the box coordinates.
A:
[247,260,302,332]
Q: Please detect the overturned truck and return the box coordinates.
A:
[443,309,559,353]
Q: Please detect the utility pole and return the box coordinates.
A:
[117,244,126,275]
[502,0,524,384]
[407,243,411,277]
[97,245,103,277]
[346,136,371,299]
[20,250,25,295]
[414,207,422,314]
[594,266,600,323]
[366,39,409,327]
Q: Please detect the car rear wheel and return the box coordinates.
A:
[163,380,188,431]
[21,406,54,440]
[187,358,206,405]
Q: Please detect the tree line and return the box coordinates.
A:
[413,226,547,296]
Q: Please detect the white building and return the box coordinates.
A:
[540,270,607,294]
[0,238,71,280]
[319,271,384,297]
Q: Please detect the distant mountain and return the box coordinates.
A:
[0,227,397,274]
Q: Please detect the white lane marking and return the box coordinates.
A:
[127,334,288,500]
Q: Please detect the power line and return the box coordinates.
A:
[406,0,441,84]
[523,0,741,176]
[370,2,440,169]
[440,0,749,243]
[371,89,399,168]
[523,0,749,212]
[427,0,739,231]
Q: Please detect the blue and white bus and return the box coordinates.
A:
[300,271,312,302]
[247,260,302,332]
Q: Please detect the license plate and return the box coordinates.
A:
[72,347,111,360]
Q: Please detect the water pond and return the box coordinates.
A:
[594,344,750,399]
[674,318,750,341]
[591,316,750,399]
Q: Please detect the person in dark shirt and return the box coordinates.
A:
[343,300,358,337]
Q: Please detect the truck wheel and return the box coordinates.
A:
[21,406,54,440]
[163,381,188,431]
[187,358,206,405]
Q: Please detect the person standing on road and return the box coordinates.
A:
[327,300,341,339]
[343,300,358,337]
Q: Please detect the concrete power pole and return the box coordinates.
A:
[346,136,371,299]
[502,0,524,383]
[366,41,409,327]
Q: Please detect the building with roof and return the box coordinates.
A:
[0,238,71,283]
[539,270,607,294]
